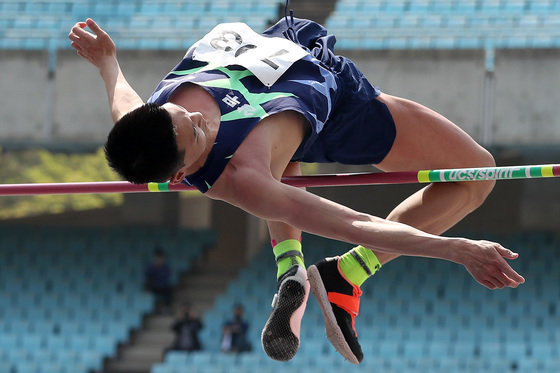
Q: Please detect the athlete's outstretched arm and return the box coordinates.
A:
[68,18,143,123]
[225,169,525,290]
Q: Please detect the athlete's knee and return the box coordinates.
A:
[465,148,496,210]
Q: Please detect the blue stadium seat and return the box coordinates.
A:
[504,341,529,359]
[79,350,103,371]
[69,336,90,352]
[455,0,477,13]
[403,340,426,358]
[378,340,401,357]
[116,2,136,16]
[191,352,213,366]
[93,335,116,356]
[165,351,188,366]
[47,2,69,14]
[477,341,502,358]
[409,0,431,13]
[532,342,557,360]
[0,362,13,373]
[42,363,64,373]
[152,363,174,373]
[21,335,44,351]
[452,340,476,358]
[384,0,407,13]
[480,0,502,13]
[0,2,23,13]
[14,362,39,373]
[504,0,528,13]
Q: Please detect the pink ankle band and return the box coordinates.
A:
[271,237,302,248]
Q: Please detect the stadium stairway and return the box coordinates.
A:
[104,244,249,373]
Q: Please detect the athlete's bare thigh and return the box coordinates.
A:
[375,93,494,172]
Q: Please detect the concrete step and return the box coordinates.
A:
[188,264,242,277]
[174,288,226,302]
[171,297,214,313]
[120,347,164,363]
[145,315,174,329]
[104,359,153,373]
[134,330,175,346]
[177,274,235,288]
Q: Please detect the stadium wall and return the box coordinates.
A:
[1,49,559,246]
[1,48,559,143]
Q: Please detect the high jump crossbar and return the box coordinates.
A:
[0,164,558,196]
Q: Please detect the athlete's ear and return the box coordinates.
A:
[169,169,187,185]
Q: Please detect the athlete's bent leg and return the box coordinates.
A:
[374,92,496,265]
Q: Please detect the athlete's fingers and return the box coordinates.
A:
[71,25,96,44]
[70,41,84,53]
[68,22,86,40]
[86,18,105,36]
[70,21,87,31]
[68,33,81,44]
[490,275,506,289]
[501,272,520,288]
[481,280,496,290]
[494,246,525,285]
[498,258,525,285]
[496,245,518,259]
[494,268,521,288]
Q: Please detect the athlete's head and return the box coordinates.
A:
[105,103,183,184]
[105,102,207,184]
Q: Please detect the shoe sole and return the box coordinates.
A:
[308,264,360,364]
[261,269,309,361]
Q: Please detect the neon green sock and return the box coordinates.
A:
[338,245,381,287]
[273,239,305,279]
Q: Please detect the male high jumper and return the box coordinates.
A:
[69,16,524,364]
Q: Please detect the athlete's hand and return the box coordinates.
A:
[459,239,525,290]
[68,18,116,70]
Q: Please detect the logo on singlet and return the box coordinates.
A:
[237,104,257,116]
[222,94,241,108]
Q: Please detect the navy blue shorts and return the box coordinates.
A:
[265,18,396,165]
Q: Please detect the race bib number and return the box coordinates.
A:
[191,23,308,87]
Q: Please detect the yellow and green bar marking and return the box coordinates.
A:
[417,164,560,183]
[147,182,171,192]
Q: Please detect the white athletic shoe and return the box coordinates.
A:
[261,265,310,361]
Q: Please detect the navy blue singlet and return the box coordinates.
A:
[148,18,395,193]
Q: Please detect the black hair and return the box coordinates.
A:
[104,103,184,184]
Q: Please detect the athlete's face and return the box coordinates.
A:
[162,103,208,184]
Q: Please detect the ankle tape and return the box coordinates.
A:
[350,249,372,276]
[275,250,304,263]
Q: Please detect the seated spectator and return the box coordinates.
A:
[221,303,252,353]
[170,303,203,352]
[144,247,172,313]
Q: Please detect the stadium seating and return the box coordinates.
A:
[2,1,560,53]
[326,0,560,50]
[0,0,283,50]
[153,231,560,373]
[0,226,213,373]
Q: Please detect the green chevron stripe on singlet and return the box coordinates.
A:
[173,65,297,122]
